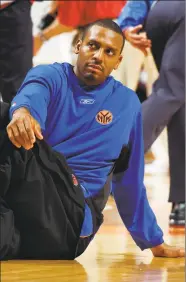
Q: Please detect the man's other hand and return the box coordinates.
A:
[151,243,185,258]
[7,107,43,150]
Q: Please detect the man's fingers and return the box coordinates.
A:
[12,125,24,146]
[24,118,36,144]
[7,127,21,148]
[12,120,32,150]
[33,121,43,140]
[16,121,31,146]
[12,125,31,150]
[6,110,43,149]
[7,114,43,149]
[7,120,34,150]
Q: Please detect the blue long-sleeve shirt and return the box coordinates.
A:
[116,0,156,30]
[9,63,164,249]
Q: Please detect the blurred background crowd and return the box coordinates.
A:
[0,0,185,227]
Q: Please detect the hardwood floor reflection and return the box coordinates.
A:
[1,174,185,282]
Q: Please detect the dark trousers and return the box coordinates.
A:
[0,102,86,260]
[143,1,185,203]
[0,102,103,260]
[0,0,33,103]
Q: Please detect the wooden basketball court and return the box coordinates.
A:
[1,173,185,282]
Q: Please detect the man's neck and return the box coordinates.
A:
[73,66,101,90]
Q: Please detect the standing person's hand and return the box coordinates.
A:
[7,107,43,150]
[124,25,152,56]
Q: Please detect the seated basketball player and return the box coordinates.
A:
[0,20,184,260]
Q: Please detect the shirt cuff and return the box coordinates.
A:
[139,236,164,251]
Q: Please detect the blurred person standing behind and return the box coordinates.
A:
[33,1,126,57]
[117,0,185,226]
[0,0,34,103]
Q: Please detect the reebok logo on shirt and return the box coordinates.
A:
[80,99,95,105]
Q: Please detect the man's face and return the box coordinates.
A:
[74,25,123,86]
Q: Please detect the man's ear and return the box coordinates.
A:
[114,55,123,70]
[74,39,82,54]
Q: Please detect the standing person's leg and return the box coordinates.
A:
[142,1,185,223]
[111,41,145,90]
[142,3,185,152]
[145,1,184,71]
[168,105,185,225]
[0,1,33,103]
[143,51,158,97]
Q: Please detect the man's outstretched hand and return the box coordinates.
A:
[151,243,185,258]
[7,107,43,150]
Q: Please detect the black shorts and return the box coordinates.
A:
[0,102,102,260]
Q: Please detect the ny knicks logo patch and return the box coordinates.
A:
[96,110,113,125]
